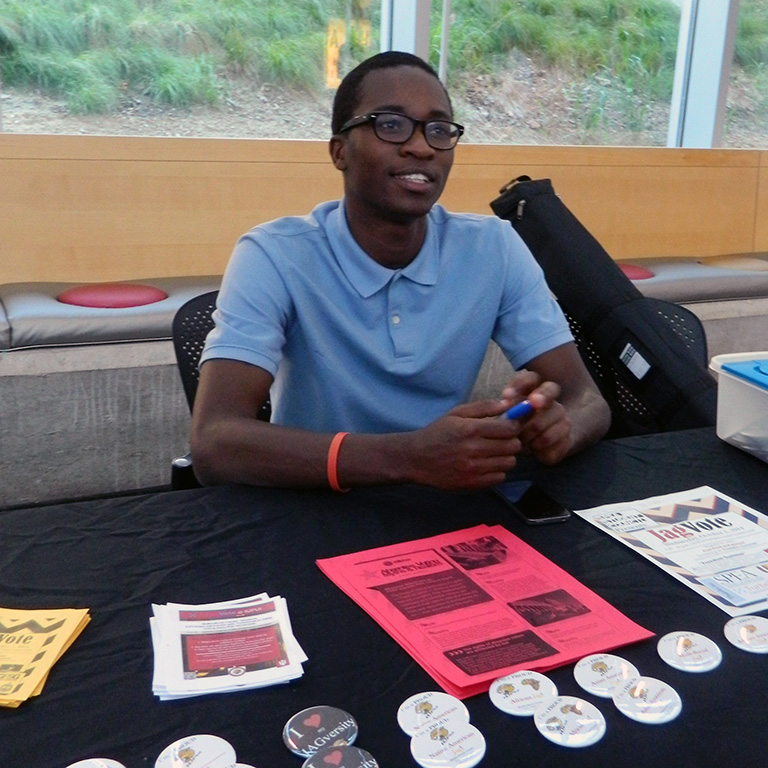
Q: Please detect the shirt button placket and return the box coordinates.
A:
[388,276,403,355]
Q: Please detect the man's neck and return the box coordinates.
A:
[346,209,428,270]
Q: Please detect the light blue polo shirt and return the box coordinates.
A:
[201,200,572,433]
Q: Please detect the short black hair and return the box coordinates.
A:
[331,51,451,135]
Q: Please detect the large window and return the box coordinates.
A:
[0,0,766,147]
[725,0,768,148]
[0,0,377,139]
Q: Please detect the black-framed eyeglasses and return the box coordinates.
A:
[338,111,464,150]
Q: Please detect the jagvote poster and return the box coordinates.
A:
[577,486,768,617]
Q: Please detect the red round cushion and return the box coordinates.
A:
[618,263,654,280]
[57,283,168,308]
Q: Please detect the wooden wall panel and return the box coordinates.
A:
[0,136,342,282]
[0,134,764,283]
[442,146,760,259]
[753,150,768,253]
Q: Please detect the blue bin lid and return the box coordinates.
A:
[721,359,768,391]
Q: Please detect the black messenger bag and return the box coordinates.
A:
[490,175,717,437]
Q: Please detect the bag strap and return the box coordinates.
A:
[490,176,555,221]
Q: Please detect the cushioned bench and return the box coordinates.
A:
[0,276,221,350]
[617,254,768,359]
[0,277,220,509]
[619,254,768,302]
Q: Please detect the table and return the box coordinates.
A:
[1,428,766,768]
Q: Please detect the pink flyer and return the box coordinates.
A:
[317,524,652,698]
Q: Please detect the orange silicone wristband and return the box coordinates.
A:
[327,432,350,492]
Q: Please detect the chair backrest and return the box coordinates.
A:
[564,298,712,437]
[172,290,219,412]
[171,290,271,421]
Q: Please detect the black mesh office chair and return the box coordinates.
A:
[171,290,271,490]
[563,298,712,437]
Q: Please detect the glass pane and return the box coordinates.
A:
[0,0,379,139]
[723,0,768,148]
[439,0,682,146]
[2,0,766,148]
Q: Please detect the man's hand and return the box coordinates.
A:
[501,369,572,465]
[403,399,523,490]
[500,344,611,465]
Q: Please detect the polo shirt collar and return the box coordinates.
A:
[329,198,440,299]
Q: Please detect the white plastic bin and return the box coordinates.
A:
[709,352,768,463]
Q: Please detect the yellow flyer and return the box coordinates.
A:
[0,606,90,707]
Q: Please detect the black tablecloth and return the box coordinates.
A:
[1,428,766,768]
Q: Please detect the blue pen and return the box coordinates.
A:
[505,400,534,420]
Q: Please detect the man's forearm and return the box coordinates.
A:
[564,388,611,455]
[191,418,416,489]
[191,399,523,491]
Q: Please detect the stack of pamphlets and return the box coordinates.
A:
[0,606,91,708]
[150,592,307,700]
[317,524,652,699]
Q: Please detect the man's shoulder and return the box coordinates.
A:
[245,200,339,241]
[430,205,508,233]
[226,201,341,284]
[430,205,516,256]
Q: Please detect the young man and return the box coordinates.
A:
[191,51,610,491]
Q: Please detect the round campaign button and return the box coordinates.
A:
[657,630,722,672]
[724,615,768,653]
[397,691,470,735]
[283,705,359,758]
[65,761,127,768]
[409,717,486,768]
[613,676,682,724]
[301,745,379,768]
[154,734,237,768]
[573,653,640,698]
[532,696,606,748]
[488,670,558,715]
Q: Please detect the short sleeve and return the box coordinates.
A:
[492,225,573,368]
[200,232,293,376]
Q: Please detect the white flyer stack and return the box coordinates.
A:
[150,592,307,700]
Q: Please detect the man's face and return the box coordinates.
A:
[330,65,455,226]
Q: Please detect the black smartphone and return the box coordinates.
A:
[492,481,572,525]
